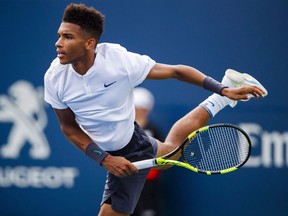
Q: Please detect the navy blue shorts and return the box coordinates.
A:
[101,122,158,214]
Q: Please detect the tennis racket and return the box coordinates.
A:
[133,123,251,175]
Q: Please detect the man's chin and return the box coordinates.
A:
[58,58,69,65]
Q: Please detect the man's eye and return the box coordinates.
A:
[64,36,70,39]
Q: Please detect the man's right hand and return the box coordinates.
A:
[101,155,138,177]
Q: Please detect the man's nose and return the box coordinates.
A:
[55,37,62,47]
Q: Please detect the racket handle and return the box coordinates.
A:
[132,159,156,170]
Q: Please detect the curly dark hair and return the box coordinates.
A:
[62,3,104,40]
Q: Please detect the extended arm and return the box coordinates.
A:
[147,63,206,86]
[147,63,265,99]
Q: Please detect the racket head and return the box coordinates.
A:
[182,123,251,175]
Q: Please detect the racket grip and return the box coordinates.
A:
[132,159,156,170]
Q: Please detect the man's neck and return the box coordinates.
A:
[72,52,96,75]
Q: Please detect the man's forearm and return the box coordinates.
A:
[61,124,92,151]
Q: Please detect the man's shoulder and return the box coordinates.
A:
[96,43,128,57]
[97,42,127,50]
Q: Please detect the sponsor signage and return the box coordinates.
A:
[0,81,79,189]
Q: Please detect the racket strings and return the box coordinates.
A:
[183,126,250,173]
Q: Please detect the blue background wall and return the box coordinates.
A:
[1,0,287,215]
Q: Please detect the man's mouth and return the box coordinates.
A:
[57,50,65,58]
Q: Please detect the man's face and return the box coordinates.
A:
[55,22,90,65]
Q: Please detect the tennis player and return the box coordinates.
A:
[44,3,267,216]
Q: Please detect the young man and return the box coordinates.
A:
[44,3,267,216]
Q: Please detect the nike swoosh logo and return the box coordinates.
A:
[205,101,215,107]
[92,150,103,156]
[104,81,117,88]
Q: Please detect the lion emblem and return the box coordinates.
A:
[0,80,50,159]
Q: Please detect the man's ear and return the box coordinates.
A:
[86,38,97,50]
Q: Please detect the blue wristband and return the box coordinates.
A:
[203,76,228,95]
[85,142,109,165]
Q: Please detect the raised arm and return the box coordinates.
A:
[147,63,206,87]
[147,63,265,100]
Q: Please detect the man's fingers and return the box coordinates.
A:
[244,86,266,99]
[113,162,139,177]
[124,163,138,176]
[129,163,139,173]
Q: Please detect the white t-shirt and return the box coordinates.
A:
[44,43,156,151]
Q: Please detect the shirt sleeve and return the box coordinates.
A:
[124,50,156,87]
[44,65,68,109]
